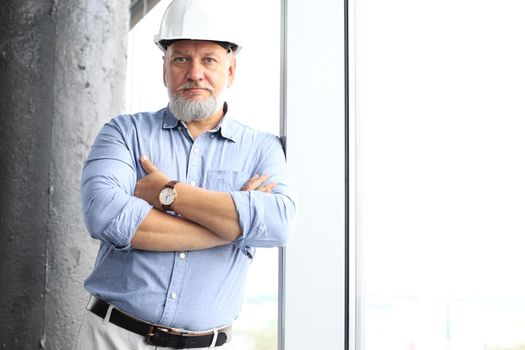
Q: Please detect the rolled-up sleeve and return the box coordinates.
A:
[81,119,152,250]
[230,135,297,253]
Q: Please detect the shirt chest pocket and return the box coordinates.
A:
[205,170,250,192]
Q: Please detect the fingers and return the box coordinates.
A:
[140,155,158,174]
[241,174,275,192]
[241,174,267,191]
[257,181,276,193]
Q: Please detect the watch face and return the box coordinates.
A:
[160,187,176,205]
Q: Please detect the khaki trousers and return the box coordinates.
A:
[72,309,234,350]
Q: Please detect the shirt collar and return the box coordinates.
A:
[216,115,238,142]
[162,104,239,142]
[162,107,181,129]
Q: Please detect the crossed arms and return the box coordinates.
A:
[81,117,296,254]
[131,156,275,251]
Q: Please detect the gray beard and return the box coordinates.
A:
[168,93,222,122]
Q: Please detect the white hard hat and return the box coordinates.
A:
[154,0,242,53]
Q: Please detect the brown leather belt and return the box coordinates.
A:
[88,298,229,348]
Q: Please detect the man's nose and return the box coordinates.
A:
[185,61,205,81]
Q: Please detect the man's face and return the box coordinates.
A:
[163,40,236,122]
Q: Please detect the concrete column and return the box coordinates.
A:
[0,0,129,348]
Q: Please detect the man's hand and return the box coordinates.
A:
[241,174,276,193]
[134,155,170,209]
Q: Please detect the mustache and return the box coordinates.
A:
[177,82,213,92]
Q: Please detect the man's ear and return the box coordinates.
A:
[227,57,236,88]
[162,56,167,87]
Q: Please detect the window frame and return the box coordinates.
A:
[281,0,349,349]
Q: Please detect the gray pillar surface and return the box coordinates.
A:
[0,0,129,348]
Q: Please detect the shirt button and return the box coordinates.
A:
[171,293,177,300]
[190,181,196,186]
[193,148,199,154]
[179,253,186,259]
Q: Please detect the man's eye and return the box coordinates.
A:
[174,57,188,63]
[204,57,217,64]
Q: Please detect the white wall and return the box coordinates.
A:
[284,0,347,348]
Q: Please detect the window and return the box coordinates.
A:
[283,0,525,349]
[354,0,525,349]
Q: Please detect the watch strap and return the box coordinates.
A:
[165,180,179,189]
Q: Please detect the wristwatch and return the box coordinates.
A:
[159,180,179,211]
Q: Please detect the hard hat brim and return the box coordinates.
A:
[157,39,239,53]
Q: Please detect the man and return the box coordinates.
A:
[74,0,296,349]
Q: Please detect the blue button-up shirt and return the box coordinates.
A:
[80,107,296,331]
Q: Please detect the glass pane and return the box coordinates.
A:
[126,1,282,349]
[355,1,525,349]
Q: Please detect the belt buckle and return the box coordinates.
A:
[145,326,170,345]
[145,325,188,347]
[145,326,159,345]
